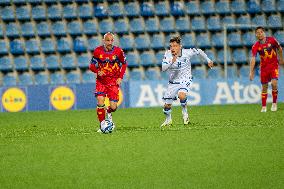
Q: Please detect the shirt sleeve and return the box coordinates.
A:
[251,43,258,57]
[162,51,172,71]
[89,49,99,73]
[272,37,281,49]
[190,48,212,62]
[118,49,127,79]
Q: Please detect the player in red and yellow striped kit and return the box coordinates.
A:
[89,32,127,129]
[250,26,283,112]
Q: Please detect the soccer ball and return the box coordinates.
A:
[100,119,115,134]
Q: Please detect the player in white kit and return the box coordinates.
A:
[161,36,214,127]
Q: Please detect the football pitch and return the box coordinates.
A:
[0,103,283,189]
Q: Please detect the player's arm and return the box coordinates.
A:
[191,48,214,68]
[274,38,284,65]
[250,45,258,81]
[162,51,174,71]
[117,49,127,85]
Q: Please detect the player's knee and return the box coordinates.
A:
[180,98,187,107]
[163,106,172,115]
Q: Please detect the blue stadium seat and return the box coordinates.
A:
[155,1,169,16]
[30,55,45,71]
[119,35,134,51]
[6,23,20,38]
[208,67,223,79]
[232,49,247,64]
[182,33,195,48]
[13,0,27,4]
[200,1,215,15]
[239,65,250,78]
[176,17,190,32]
[98,20,113,34]
[0,0,10,5]
[0,25,3,38]
[14,56,28,71]
[231,0,246,14]
[252,15,266,27]
[145,69,159,80]
[207,16,221,31]
[216,1,230,14]
[47,5,61,20]
[228,32,242,47]
[191,17,206,32]
[21,22,35,37]
[196,33,211,48]
[211,33,224,48]
[82,71,95,83]
[34,72,49,85]
[114,19,129,34]
[124,2,140,17]
[109,3,124,18]
[236,15,251,30]
[1,6,15,21]
[36,22,51,37]
[16,6,30,21]
[242,31,255,47]
[140,51,156,67]
[192,67,206,79]
[247,0,261,14]
[262,0,277,13]
[83,20,97,35]
[50,72,65,85]
[73,38,87,53]
[277,0,284,12]
[160,71,168,80]
[141,2,154,17]
[63,4,77,19]
[170,2,184,16]
[126,52,139,68]
[59,0,73,3]
[94,4,108,18]
[67,21,82,36]
[160,17,175,33]
[25,39,40,54]
[0,57,12,71]
[129,69,143,80]
[46,55,60,70]
[10,40,25,55]
[274,31,284,45]
[145,18,159,33]
[267,15,282,29]
[88,37,101,51]
[31,6,46,20]
[66,72,81,84]
[77,54,90,69]
[28,0,42,4]
[222,16,236,30]
[41,38,56,54]
[130,18,145,34]
[0,40,9,55]
[3,74,17,86]
[52,21,67,36]
[78,4,93,19]
[190,56,202,65]
[18,73,33,86]
[151,34,165,50]
[204,49,216,62]
[44,0,57,3]
[227,66,238,78]
[155,51,164,67]
[217,50,232,64]
[135,35,150,50]
[185,1,200,15]
[57,38,71,53]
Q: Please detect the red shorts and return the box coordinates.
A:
[95,80,119,102]
[260,67,279,84]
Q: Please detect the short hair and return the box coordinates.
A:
[103,32,115,39]
[255,26,265,32]
[169,36,181,44]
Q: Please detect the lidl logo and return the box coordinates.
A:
[50,86,75,111]
[2,88,27,112]
[104,89,123,107]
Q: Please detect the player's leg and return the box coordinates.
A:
[271,79,278,111]
[161,103,172,127]
[178,91,189,125]
[161,84,177,127]
[106,85,120,122]
[107,101,118,122]
[95,81,107,123]
[261,83,268,112]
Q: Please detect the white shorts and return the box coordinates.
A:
[162,79,193,104]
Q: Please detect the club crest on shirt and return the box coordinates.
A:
[99,54,103,59]
[112,55,117,60]
[268,43,271,47]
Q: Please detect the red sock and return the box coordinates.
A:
[107,106,113,114]
[261,92,268,107]
[272,89,278,103]
[97,105,106,122]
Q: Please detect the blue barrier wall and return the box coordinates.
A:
[0,77,283,112]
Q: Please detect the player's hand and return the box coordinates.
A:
[98,70,105,76]
[172,54,177,63]
[249,71,254,81]
[208,61,214,69]
[116,78,122,86]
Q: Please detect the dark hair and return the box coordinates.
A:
[169,36,181,44]
[255,26,265,32]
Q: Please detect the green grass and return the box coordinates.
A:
[0,103,283,189]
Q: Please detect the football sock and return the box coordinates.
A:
[97,104,106,122]
[272,89,278,103]
[163,107,172,121]
[180,99,188,116]
[107,106,116,113]
[261,92,268,107]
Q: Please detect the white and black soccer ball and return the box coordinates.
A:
[100,119,115,134]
